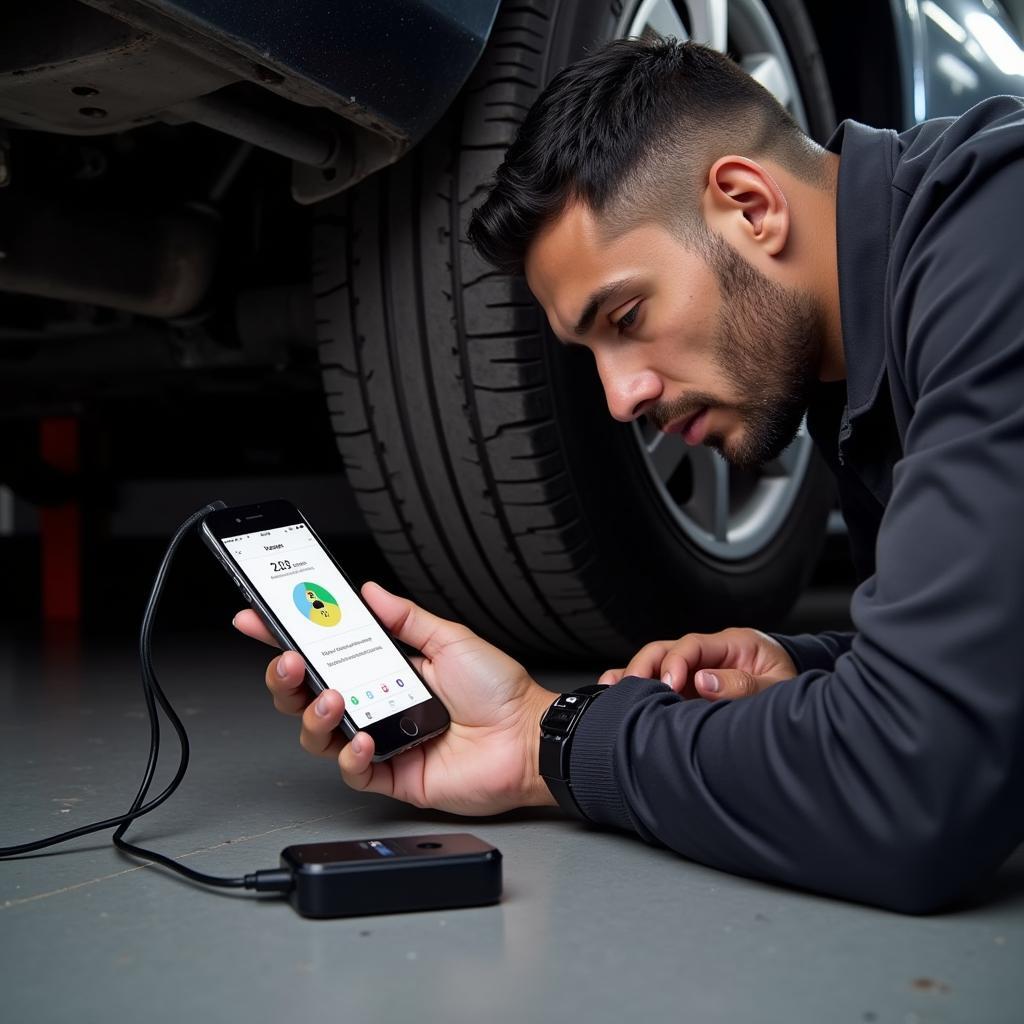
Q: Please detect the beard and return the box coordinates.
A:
[652,230,822,470]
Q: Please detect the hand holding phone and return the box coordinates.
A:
[204,500,450,761]
[225,532,560,816]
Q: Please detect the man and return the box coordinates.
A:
[235,40,1024,912]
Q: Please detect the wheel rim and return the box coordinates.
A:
[618,0,815,562]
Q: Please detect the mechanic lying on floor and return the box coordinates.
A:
[234,40,1024,913]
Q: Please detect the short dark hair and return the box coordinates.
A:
[467,38,826,275]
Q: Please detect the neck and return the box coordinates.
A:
[812,152,845,382]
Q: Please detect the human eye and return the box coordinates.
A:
[615,301,642,336]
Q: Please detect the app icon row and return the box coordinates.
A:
[347,678,419,722]
[348,677,408,707]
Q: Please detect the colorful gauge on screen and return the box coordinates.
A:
[292,581,341,626]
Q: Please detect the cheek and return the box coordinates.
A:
[655,308,719,382]
[666,291,718,347]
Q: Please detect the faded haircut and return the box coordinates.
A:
[467,38,828,274]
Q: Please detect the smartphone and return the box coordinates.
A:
[201,499,450,760]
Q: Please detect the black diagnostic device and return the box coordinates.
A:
[281,833,502,919]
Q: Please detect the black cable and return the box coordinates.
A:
[110,501,246,887]
[0,500,292,896]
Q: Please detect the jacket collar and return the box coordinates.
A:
[828,119,896,420]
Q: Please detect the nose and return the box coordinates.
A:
[593,350,662,423]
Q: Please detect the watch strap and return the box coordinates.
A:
[539,684,607,819]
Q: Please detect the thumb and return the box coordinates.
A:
[694,668,779,702]
[360,580,473,658]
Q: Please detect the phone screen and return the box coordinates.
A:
[220,522,431,726]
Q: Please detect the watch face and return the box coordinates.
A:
[543,690,599,733]
[540,690,602,792]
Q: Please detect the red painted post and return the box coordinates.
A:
[39,417,80,623]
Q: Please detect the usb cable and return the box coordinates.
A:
[0,501,292,897]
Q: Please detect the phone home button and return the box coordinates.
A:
[399,718,419,737]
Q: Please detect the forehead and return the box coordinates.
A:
[524,201,690,327]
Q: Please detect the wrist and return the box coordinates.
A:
[519,684,559,809]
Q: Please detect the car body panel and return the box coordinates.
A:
[83,0,502,145]
[889,0,1024,126]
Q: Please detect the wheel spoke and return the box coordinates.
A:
[686,446,731,541]
[639,416,660,450]
[686,0,729,51]
[710,452,730,541]
[741,52,792,108]
[645,429,688,483]
[628,0,689,41]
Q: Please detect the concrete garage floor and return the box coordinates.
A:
[2,575,1023,1023]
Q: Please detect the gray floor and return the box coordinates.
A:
[3,624,1023,1024]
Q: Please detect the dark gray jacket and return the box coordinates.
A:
[569,97,1024,913]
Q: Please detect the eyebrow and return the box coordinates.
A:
[571,277,639,338]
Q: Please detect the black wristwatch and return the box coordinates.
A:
[539,684,608,819]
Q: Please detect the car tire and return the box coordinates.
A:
[312,0,837,661]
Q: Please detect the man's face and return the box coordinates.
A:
[525,202,822,469]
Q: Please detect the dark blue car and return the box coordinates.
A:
[1,0,1022,656]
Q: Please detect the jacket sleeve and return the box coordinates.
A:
[770,630,854,673]
[569,153,1024,914]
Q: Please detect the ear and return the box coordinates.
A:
[702,157,790,257]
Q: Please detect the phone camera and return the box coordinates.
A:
[235,517,241,523]
[416,842,443,849]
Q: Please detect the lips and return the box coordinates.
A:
[664,407,709,446]
[682,408,710,445]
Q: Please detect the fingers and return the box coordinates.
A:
[299,689,347,759]
[237,589,420,787]
[694,668,777,702]
[300,694,411,808]
[264,649,309,715]
[611,629,784,699]
[660,633,736,698]
[338,731,395,798]
[233,609,279,648]
[605,628,796,704]
[598,641,684,692]
[618,643,684,692]
[239,609,311,716]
